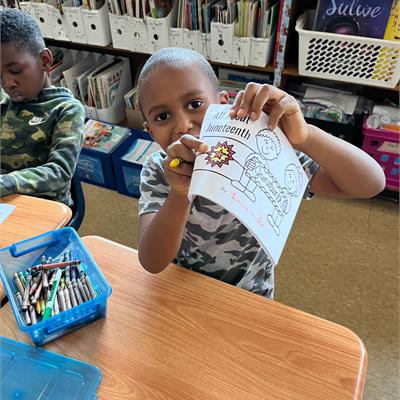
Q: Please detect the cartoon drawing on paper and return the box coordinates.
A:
[264,164,303,236]
[203,128,303,236]
[231,129,281,201]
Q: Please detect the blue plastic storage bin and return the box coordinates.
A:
[76,124,133,190]
[0,336,102,399]
[113,130,155,198]
[0,228,112,346]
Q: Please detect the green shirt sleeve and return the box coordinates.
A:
[0,101,84,205]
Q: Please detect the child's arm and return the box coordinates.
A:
[230,83,385,198]
[0,101,84,203]
[138,135,208,273]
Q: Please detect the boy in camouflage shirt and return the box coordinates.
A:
[137,48,385,299]
[0,8,84,206]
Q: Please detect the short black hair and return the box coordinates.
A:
[138,47,220,110]
[0,8,45,56]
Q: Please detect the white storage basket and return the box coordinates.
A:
[296,11,400,89]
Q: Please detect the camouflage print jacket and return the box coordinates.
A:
[0,87,84,206]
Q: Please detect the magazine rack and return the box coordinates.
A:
[296,10,400,89]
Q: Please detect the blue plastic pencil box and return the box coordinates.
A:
[0,228,112,345]
[0,336,102,399]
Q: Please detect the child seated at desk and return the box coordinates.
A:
[137,47,385,299]
[0,8,84,206]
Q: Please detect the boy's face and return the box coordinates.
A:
[1,43,52,102]
[140,64,229,151]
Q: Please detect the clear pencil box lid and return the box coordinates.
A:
[0,336,102,399]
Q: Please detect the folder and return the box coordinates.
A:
[47,5,70,41]
[146,1,178,53]
[249,30,276,68]
[183,29,200,52]
[199,32,211,59]
[64,7,88,44]
[210,19,235,64]
[169,27,184,48]
[31,3,55,39]
[232,36,251,66]
[109,14,148,53]
[82,3,112,46]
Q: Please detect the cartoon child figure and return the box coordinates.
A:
[232,129,281,202]
[267,164,302,235]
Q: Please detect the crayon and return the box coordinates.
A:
[13,273,25,295]
[31,260,81,272]
[169,157,183,168]
[42,268,62,321]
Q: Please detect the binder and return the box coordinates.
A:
[169,27,184,48]
[64,7,88,44]
[199,32,211,59]
[146,1,178,53]
[249,31,276,68]
[109,14,148,53]
[19,2,36,20]
[47,5,70,41]
[183,29,200,52]
[232,36,251,66]
[31,3,55,39]
[82,3,112,46]
[210,20,235,64]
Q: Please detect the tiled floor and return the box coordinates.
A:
[79,183,399,400]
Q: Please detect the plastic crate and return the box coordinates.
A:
[113,130,156,198]
[0,228,112,346]
[1,336,102,399]
[296,10,400,89]
[362,118,400,190]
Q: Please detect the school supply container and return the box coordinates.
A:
[296,10,400,89]
[0,228,112,346]
[362,118,400,190]
[113,130,160,198]
[0,336,102,399]
[77,120,133,189]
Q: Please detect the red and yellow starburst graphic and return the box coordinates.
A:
[205,141,236,168]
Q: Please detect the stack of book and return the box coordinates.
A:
[83,119,132,153]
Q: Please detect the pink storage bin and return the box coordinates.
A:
[362,118,400,190]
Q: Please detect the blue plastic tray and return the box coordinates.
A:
[0,228,112,345]
[0,336,101,399]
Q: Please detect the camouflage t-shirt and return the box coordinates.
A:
[139,151,319,299]
[0,87,84,206]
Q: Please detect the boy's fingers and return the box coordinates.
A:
[180,134,208,153]
[237,83,258,118]
[268,96,293,129]
[229,91,244,117]
[249,85,274,121]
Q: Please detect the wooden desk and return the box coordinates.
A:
[0,236,367,400]
[0,195,72,301]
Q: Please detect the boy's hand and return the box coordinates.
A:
[164,134,208,199]
[229,83,309,146]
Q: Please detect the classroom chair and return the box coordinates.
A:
[67,173,85,231]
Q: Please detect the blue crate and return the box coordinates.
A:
[113,130,154,198]
[76,124,133,190]
[0,228,112,346]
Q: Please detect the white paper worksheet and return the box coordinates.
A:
[189,104,309,265]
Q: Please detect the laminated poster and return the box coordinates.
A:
[189,104,309,265]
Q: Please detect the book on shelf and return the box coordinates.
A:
[83,119,132,153]
[384,0,400,40]
[188,104,309,265]
[313,0,394,39]
[122,138,162,164]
